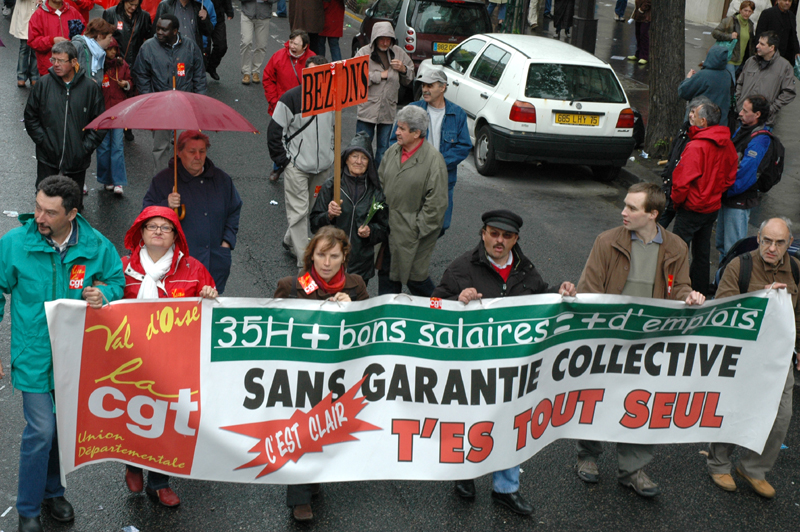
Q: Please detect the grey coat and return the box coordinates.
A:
[355,21,415,125]
[379,140,448,284]
[735,50,796,126]
[132,34,207,94]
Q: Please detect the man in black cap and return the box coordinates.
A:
[431,208,576,516]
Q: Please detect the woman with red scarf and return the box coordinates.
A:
[120,205,216,507]
[273,225,367,521]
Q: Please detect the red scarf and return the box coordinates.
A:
[310,265,346,295]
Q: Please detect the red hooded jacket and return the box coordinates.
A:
[262,40,316,115]
[28,1,86,76]
[102,49,133,110]
[121,206,216,299]
[671,125,738,213]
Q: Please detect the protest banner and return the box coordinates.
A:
[301,55,369,204]
[46,290,794,484]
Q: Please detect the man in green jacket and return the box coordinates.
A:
[0,176,124,532]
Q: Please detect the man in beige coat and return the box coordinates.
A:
[378,105,447,296]
[574,182,705,498]
[355,21,414,167]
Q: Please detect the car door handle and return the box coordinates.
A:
[452,80,459,86]
[480,93,489,99]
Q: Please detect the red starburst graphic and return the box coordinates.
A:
[222,376,381,477]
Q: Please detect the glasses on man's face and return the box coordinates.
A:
[760,237,788,249]
[144,224,174,234]
[49,57,71,65]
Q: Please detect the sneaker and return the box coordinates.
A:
[104,184,114,191]
[576,459,599,483]
[2,5,11,16]
[251,72,260,83]
[736,467,775,498]
[710,473,737,492]
[83,184,88,195]
[113,185,124,195]
[242,74,251,85]
[619,469,660,497]
[627,55,638,61]
[638,59,648,65]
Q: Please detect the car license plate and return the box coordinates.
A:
[555,113,599,126]
[433,42,457,53]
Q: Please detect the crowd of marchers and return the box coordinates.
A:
[2,0,800,531]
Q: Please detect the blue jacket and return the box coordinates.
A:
[391,99,472,184]
[0,214,124,393]
[678,46,732,127]
[726,126,771,197]
[142,156,242,293]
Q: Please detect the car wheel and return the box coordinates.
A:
[592,165,621,183]
[475,125,499,176]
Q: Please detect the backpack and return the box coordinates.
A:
[711,236,800,296]
[737,252,799,294]
[752,130,784,193]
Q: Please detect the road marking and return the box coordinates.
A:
[1,506,12,517]
[346,10,363,23]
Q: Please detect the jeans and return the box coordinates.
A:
[126,465,170,490]
[318,36,342,62]
[715,206,750,261]
[96,128,127,186]
[18,39,39,82]
[276,0,286,16]
[544,0,551,14]
[356,121,393,168]
[672,208,719,296]
[492,466,520,493]
[18,392,65,518]
[615,0,628,17]
[726,63,737,85]
[487,2,507,21]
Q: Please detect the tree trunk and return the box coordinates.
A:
[644,0,686,159]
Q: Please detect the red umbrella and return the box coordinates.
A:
[85,89,258,219]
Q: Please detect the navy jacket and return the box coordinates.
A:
[142,157,242,293]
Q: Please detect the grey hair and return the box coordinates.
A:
[695,100,721,126]
[688,96,713,111]
[51,41,78,61]
[759,217,793,234]
[396,106,429,137]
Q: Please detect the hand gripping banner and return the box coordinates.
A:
[46,290,794,484]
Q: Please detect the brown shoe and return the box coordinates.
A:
[710,473,737,492]
[619,469,660,497]
[242,74,251,85]
[17,80,26,88]
[736,467,775,498]
[269,168,283,182]
[251,72,260,83]
[292,503,313,521]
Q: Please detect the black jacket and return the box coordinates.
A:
[309,145,389,281]
[102,0,153,66]
[23,67,106,173]
[154,0,214,48]
[432,241,554,299]
[132,34,207,94]
[756,6,800,62]
[211,0,234,19]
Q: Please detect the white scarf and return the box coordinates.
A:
[136,245,174,299]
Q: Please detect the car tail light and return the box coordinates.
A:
[405,28,416,52]
[616,108,635,128]
[509,101,536,123]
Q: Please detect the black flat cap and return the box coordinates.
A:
[482,209,523,233]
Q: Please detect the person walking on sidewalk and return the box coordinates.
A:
[626,0,650,65]
[319,0,344,61]
[670,100,738,296]
[205,0,234,80]
[553,0,574,38]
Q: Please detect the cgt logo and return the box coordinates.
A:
[70,265,86,290]
[170,288,186,298]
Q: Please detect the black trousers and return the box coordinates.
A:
[671,208,718,296]
[286,483,319,506]
[207,16,228,71]
[36,161,86,208]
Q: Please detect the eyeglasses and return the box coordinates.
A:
[760,237,788,248]
[144,224,174,234]
[49,57,71,65]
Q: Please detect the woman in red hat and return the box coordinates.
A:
[119,206,216,507]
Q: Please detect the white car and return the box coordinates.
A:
[415,34,637,181]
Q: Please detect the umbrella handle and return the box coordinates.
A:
[175,204,186,220]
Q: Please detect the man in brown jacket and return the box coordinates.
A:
[707,217,798,499]
[574,182,705,498]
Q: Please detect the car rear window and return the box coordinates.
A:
[412,1,492,36]
[525,64,626,103]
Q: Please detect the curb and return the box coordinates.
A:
[618,157,661,189]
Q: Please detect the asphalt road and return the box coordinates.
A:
[1,3,800,531]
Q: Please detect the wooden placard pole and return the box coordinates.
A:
[333,62,342,206]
